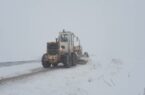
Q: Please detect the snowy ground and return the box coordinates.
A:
[0,55,145,95]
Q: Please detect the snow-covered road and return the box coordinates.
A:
[0,56,145,95]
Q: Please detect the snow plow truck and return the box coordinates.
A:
[41,30,88,68]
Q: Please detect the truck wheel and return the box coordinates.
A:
[63,54,71,68]
[42,54,51,68]
[72,53,77,66]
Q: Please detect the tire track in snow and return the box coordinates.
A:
[0,60,40,67]
[0,67,45,84]
[0,66,65,84]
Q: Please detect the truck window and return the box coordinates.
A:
[60,34,69,42]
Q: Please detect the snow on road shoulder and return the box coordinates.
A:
[0,56,145,95]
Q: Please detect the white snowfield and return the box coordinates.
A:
[0,56,145,95]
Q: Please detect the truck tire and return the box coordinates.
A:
[72,53,77,66]
[42,54,51,68]
[63,54,71,68]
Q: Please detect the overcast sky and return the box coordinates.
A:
[0,0,145,62]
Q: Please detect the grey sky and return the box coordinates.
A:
[0,0,145,62]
